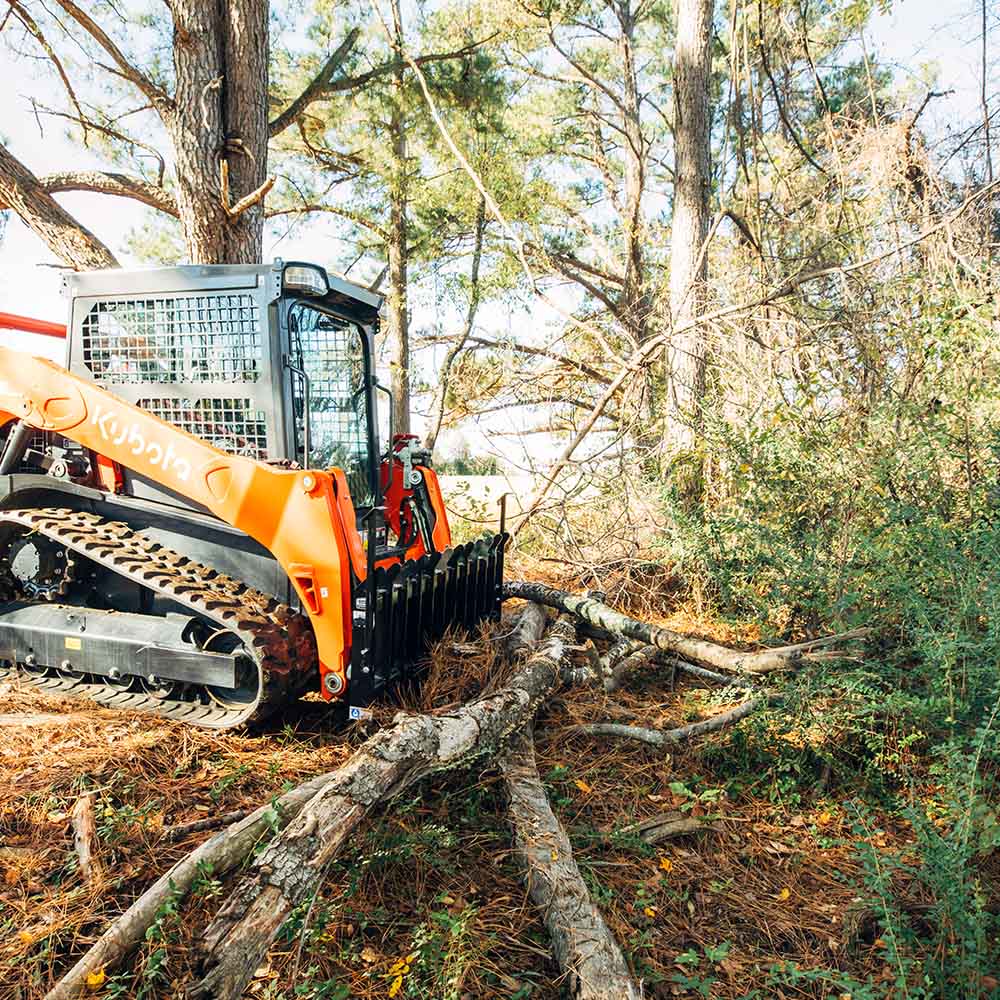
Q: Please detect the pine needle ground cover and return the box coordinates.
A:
[4,590,992,1000]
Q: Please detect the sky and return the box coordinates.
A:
[0,0,995,390]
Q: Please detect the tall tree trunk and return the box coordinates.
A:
[667,0,713,450]
[982,0,993,185]
[387,0,411,436]
[167,0,269,264]
[619,1,649,348]
[221,0,270,261]
[0,144,118,269]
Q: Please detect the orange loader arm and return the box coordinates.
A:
[0,347,356,698]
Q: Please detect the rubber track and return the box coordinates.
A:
[0,507,317,729]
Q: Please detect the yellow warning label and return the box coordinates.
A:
[64,637,82,650]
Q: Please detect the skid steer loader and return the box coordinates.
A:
[0,261,507,728]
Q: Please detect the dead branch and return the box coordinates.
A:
[502,729,642,999]
[160,808,253,842]
[505,602,550,660]
[574,696,765,748]
[189,617,571,1000]
[606,643,657,691]
[70,794,99,886]
[617,810,711,844]
[670,658,755,688]
[219,159,275,219]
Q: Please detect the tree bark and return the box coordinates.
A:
[0,143,118,269]
[387,0,411,436]
[666,0,713,448]
[502,729,642,1000]
[167,0,270,264]
[190,624,570,1000]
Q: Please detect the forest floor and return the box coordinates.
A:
[0,568,971,1000]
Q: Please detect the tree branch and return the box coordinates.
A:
[0,170,179,216]
[269,33,494,137]
[574,697,765,746]
[0,143,118,270]
[52,0,171,108]
[268,28,361,138]
[7,0,86,131]
[189,623,572,1000]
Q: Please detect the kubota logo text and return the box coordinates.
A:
[91,403,192,482]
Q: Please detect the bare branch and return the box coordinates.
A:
[51,0,171,108]
[7,0,86,132]
[574,697,765,746]
[219,159,275,219]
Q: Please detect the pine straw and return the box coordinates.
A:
[0,620,940,1000]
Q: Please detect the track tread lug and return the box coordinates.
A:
[0,507,315,730]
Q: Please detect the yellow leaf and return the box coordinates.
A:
[550,849,559,862]
[85,968,106,991]
[643,906,657,918]
[776,887,791,901]
[573,779,593,794]
[388,974,404,997]
[817,811,832,826]
[658,857,674,873]
[18,930,34,946]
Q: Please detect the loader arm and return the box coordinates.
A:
[0,347,356,696]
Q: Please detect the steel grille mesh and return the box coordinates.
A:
[138,398,268,459]
[82,295,262,384]
[289,305,372,505]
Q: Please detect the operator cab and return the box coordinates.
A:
[62,260,385,513]
[1,259,446,588]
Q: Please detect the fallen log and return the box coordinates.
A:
[505,581,858,674]
[502,729,642,999]
[505,602,550,659]
[45,771,340,1000]
[189,612,565,1000]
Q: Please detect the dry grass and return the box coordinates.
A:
[0,604,947,1000]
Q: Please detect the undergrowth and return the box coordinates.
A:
[658,356,1000,996]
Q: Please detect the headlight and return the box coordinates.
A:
[283,264,329,296]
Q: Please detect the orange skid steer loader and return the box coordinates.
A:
[0,261,507,728]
